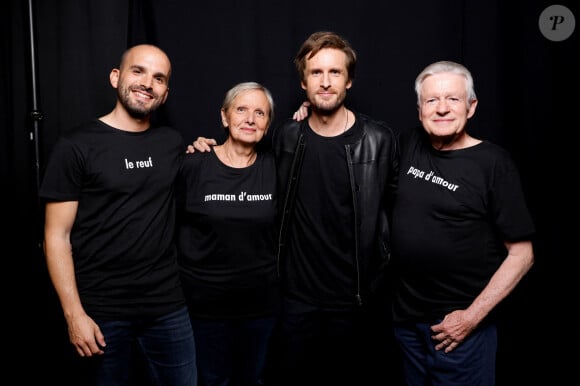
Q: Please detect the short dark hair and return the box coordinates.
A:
[294,31,357,83]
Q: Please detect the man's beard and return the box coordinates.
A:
[118,85,162,119]
[310,91,346,116]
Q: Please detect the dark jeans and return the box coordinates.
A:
[191,315,277,386]
[394,321,497,386]
[81,307,197,386]
[271,296,370,386]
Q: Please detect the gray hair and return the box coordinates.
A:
[414,61,477,106]
[222,82,275,128]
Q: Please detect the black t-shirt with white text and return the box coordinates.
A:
[391,126,535,323]
[176,150,279,319]
[39,119,186,319]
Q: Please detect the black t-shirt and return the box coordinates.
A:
[284,123,360,309]
[391,126,535,323]
[176,150,279,319]
[39,119,186,319]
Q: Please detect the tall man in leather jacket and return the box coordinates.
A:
[271,31,399,386]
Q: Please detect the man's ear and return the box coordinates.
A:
[467,99,478,119]
[109,69,120,89]
[161,88,169,104]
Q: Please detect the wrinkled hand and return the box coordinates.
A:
[430,309,477,353]
[186,137,217,154]
[67,313,106,357]
[292,101,310,121]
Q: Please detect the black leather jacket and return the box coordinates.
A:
[272,112,399,305]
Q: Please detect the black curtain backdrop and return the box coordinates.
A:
[4,0,576,384]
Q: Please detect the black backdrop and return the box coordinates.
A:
[3,0,577,384]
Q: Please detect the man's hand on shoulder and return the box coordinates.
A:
[186,137,217,153]
[293,101,310,121]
